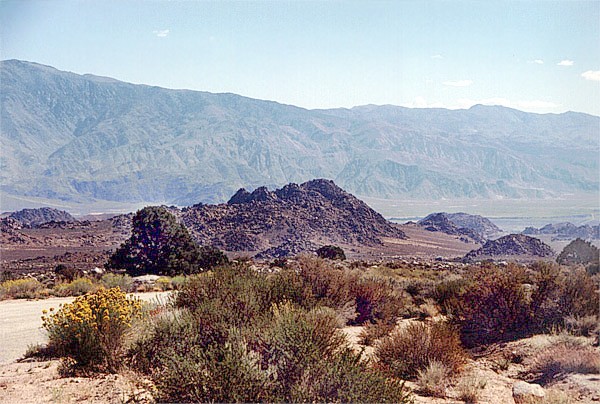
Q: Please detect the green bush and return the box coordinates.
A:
[54,277,97,297]
[375,320,466,379]
[100,273,133,292]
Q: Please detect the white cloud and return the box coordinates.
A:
[153,29,170,37]
[532,59,544,64]
[581,70,600,81]
[557,59,574,66]
[443,79,473,87]
[515,100,560,109]
[430,54,444,60]
[400,97,446,109]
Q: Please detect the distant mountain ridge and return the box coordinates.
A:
[1,59,599,206]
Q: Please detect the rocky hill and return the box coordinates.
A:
[180,179,406,257]
[5,207,77,228]
[523,222,600,240]
[1,60,598,207]
[463,234,554,262]
[417,212,500,243]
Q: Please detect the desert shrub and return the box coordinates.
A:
[154,329,277,403]
[375,320,466,379]
[0,270,16,282]
[133,265,412,403]
[0,277,45,299]
[266,268,307,308]
[456,375,487,403]
[456,266,532,346]
[358,321,395,346]
[155,276,172,291]
[175,264,272,325]
[197,245,230,269]
[287,348,411,403]
[558,267,599,318]
[100,273,133,292]
[316,245,346,260]
[294,255,356,310]
[353,277,407,325]
[557,238,599,266]
[129,308,204,374]
[54,264,81,282]
[170,275,186,289]
[530,340,600,383]
[417,360,449,397]
[53,277,97,296]
[434,277,471,315]
[43,287,142,372]
[564,315,598,337]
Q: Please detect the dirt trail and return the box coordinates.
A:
[0,292,171,364]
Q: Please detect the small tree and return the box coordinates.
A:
[106,206,228,276]
[316,245,346,260]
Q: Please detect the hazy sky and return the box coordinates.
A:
[1,1,599,115]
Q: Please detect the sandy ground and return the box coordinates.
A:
[0,292,171,365]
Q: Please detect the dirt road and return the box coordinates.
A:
[0,292,171,364]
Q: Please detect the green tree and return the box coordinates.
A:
[106,206,227,276]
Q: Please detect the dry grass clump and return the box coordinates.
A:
[455,375,487,403]
[563,315,598,337]
[375,320,467,379]
[530,340,600,383]
[416,360,449,397]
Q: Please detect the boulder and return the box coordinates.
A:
[513,381,545,404]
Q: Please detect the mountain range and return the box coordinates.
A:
[1,59,598,207]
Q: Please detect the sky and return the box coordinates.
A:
[1,0,599,115]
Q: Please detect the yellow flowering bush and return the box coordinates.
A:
[42,287,142,371]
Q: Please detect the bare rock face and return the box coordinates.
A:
[513,381,545,404]
[183,179,406,258]
[464,234,554,262]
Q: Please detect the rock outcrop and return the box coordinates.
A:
[6,207,77,228]
[523,222,600,240]
[464,234,554,262]
[182,179,406,257]
[418,212,501,243]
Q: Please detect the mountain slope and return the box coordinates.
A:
[2,59,598,206]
